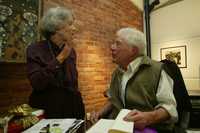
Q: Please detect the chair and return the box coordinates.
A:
[161,59,192,132]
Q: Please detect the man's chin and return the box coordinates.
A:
[112,59,118,64]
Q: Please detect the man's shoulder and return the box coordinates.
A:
[141,56,163,69]
[151,59,163,67]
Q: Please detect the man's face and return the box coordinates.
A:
[110,36,135,66]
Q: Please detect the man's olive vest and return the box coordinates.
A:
[108,56,174,131]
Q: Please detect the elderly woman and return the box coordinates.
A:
[26,7,85,119]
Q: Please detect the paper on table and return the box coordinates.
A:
[109,109,133,133]
[22,119,76,133]
[86,109,133,133]
[86,119,114,133]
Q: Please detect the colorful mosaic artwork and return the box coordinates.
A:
[0,0,41,62]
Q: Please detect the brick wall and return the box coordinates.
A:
[44,0,143,113]
[0,63,32,112]
[0,0,143,113]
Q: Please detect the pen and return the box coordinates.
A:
[46,124,50,133]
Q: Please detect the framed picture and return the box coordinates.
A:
[160,45,187,68]
[0,0,43,63]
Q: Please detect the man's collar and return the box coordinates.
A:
[117,55,152,73]
[118,56,143,73]
[140,55,152,66]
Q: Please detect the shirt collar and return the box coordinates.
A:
[128,56,143,73]
[118,56,143,73]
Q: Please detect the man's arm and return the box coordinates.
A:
[155,70,178,122]
[124,107,170,130]
[89,100,113,123]
[124,70,178,130]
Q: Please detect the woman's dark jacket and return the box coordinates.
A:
[26,40,85,119]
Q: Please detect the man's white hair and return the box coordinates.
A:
[117,27,146,55]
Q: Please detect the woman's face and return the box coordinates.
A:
[54,20,78,46]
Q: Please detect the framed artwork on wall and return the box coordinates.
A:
[0,0,43,63]
[160,45,187,68]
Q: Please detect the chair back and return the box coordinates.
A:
[161,59,192,129]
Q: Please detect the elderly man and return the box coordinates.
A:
[90,27,178,132]
[26,7,85,119]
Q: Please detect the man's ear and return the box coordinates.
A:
[132,46,139,54]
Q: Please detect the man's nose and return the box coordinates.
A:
[71,25,79,33]
[110,43,117,50]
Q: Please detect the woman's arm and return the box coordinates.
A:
[27,44,61,91]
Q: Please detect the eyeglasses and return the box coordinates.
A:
[56,23,79,35]
[111,40,123,49]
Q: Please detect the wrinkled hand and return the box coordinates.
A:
[61,43,72,59]
[123,109,151,130]
[88,111,101,124]
[57,43,72,63]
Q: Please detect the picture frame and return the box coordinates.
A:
[160,45,187,68]
[0,0,43,63]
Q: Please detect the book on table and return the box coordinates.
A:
[86,109,133,133]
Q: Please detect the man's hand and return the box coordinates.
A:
[88,101,113,124]
[56,43,72,64]
[88,111,101,124]
[123,109,152,130]
[123,108,170,130]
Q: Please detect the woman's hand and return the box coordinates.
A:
[56,43,72,63]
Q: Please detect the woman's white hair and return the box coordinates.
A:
[40,7,73,38]
[117,27,146,55]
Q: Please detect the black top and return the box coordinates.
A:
[26,40,85,119]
